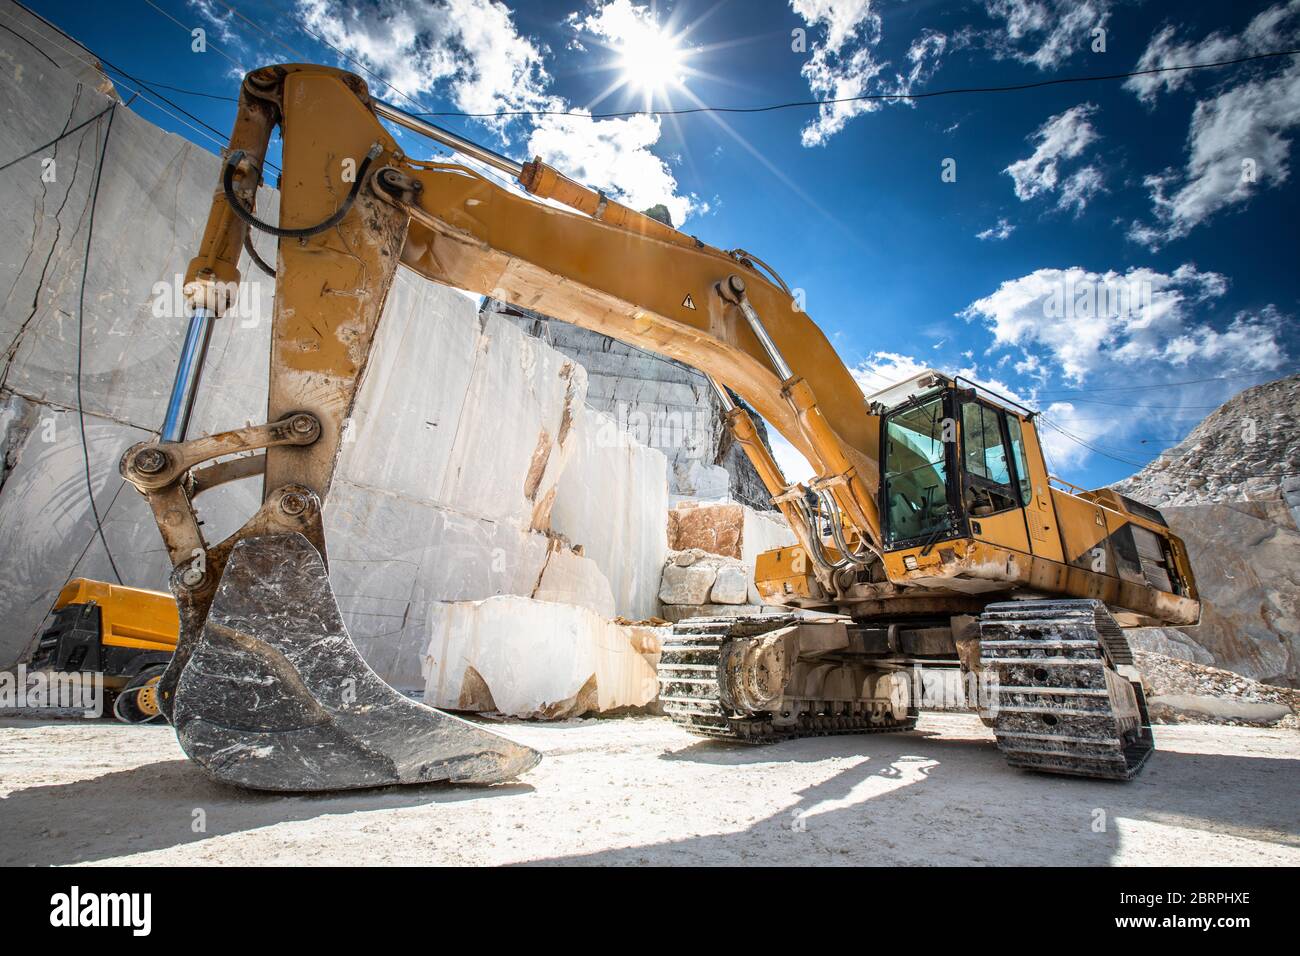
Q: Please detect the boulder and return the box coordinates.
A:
[422,595,665,718]
[710,565,750,604]
[659,562,716,606]
[1147,694,1291,724]
[532,545,617,618]
[667,501,796,565]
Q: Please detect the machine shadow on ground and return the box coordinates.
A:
[0,754,533,866]
[536,730,1299,866]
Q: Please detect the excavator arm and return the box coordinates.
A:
[121,64,888,791]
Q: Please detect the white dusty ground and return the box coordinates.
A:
[1,713,1296,866]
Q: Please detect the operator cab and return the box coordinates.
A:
[867,370,1035,553]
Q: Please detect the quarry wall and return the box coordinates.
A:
[0,7,671,711]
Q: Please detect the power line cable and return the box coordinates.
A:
[124,78,238,102]
[404,48,1300,119]
[1039,414,1298,479]
[75,105,124,585]
[0,104,115,172]
[1,6,275,172]
[1034,365,1300,397]
[138,0,245,72]
[38,2,1300,127]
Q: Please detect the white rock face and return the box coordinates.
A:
[486,300,776,509]
[422,595,665,717]
[0,13,273,666]
[739,508,799,568]
[672,461,731,502]
[551,406,669,621]
[0,12,669,696]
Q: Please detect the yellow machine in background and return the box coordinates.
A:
[29,579,178,723]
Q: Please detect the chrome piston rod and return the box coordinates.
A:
[160,308,215,443]
[373,100,524,178]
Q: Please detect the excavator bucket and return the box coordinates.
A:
[164,533,541,791]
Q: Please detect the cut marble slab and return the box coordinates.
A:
[423,595,665,718]
[532,544,616,618]
[551,406,668,621]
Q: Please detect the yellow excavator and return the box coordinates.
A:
[117,62,1199,791]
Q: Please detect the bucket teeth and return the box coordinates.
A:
[167,533,540,791]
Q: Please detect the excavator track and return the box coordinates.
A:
[658,616,917,743]
[979,599,1154,780]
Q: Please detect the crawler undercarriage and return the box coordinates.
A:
[657,598,1154,781]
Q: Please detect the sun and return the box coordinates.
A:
[616,23,685,95]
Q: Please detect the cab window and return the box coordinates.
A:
[1005,415,1033,505]
[961,402,1018,516]
[882,397,955,546]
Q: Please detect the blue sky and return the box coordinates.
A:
[21,0,1300,488]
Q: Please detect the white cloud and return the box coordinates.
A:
[296,0,554,134]
[1034,401,1093,469]
[1004,103,1103,207]
[570,0,666,56]
[1123,2,1300,104]
[527,112,696,226]
[791,1,947,146]
[1124,4,1300,247]
[976,217,1016,240]
[984,0,1111,70]
[187,0,246,49]
[1056,164,1105,214]
[958,264,1293,383]
[1160,305,1290,369]
[1128,66,1300,247]
[852,351,932,395]
[294,0,700,223]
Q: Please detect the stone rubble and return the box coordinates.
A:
[662,500,797,612]
[1113,374,1300,688]
[1136,651,1299,729]
[1113,373,1300,520]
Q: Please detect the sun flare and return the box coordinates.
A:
[617,24,684,93]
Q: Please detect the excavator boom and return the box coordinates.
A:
[122,63,1197,790]
[121,63,891,791]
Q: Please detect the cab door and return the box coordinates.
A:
[1009,416,1065,563]
[959,400,1030,555]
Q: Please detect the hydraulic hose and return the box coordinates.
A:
[222,143,382,239]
